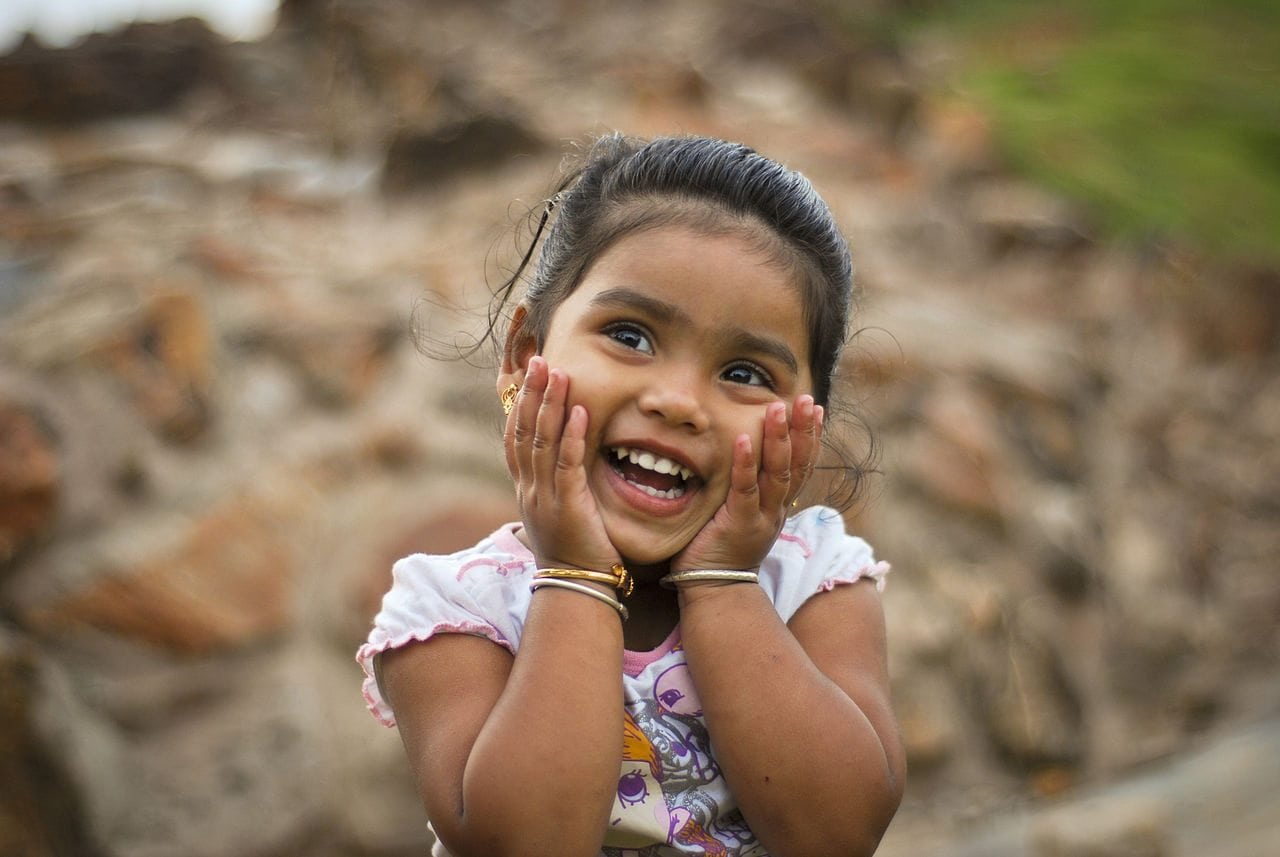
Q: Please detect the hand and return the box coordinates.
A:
[504,356,622,572]
[672,395,823,573]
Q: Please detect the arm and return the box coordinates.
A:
[677,578,905,857]
[381,356,629,857]
[379,588,624,857]
[671,397,904,855]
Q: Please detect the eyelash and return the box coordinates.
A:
[722,361,775,390]
[603,322,653,353]
[604,323,777,390]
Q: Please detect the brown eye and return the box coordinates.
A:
[722,362,772,388]
[605,324,653,354]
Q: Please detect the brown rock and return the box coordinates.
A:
[27,498,295,654]
[0,20,229,123]
[1032,797,1171,857]
[380,114,547,195]
[238,298,402,408]
[902,381,1007,519]
[0,400,58,567]
[87,289,215,442]
[0,631,101,857]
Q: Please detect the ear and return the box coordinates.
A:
[495,303,537,396]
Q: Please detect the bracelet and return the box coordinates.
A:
[659,569,760,589]
[530,578,629,620]
[536,564,634,598]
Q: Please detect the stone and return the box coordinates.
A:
[0,399,59,568]
[380,114,547,194]
[0,629,101,857]
[81,288,216,443]
[1032,796,1171,857]
[0,20,229,123]
[24,497,295,654]
[237,297,403,408]
[100,646,327,857]
[900,381,1007,520]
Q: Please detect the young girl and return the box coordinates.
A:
[357,134,905,857]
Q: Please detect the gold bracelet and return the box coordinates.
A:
[536,564,634,598]
[659,569,760,589]
[530,578,629,620]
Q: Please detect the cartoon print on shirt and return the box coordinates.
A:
[605,660,763,855]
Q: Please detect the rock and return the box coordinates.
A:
[21,496,296,654]
[380,113,547,194]
[100,646,327,857]
[1032,797,1171,857]
[900,380,1007,520]
[0,20,229,123]
[0,398,59,568]
[234,296,403,408]
[954,605,1085,770]
[0,629,102,857]
[966,180,1091,256]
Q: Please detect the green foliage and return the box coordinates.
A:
[905,0,1280,265]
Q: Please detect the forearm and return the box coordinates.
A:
[452,588,624,857]
[678,583,902,857]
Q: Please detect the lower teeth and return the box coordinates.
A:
[631,481,685,500]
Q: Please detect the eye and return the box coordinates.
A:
[722,362,774,389]
[604,323,653,354]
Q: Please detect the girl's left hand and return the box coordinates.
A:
[671,395,822,573]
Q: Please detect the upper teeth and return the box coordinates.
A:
[613,447,692,481]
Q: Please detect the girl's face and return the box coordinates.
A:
[503,224,814,567]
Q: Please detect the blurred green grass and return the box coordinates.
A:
[901,0,1280,266]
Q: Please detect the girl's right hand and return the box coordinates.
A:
[505,356,622,572]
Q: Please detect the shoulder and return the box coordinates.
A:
[758,505,891,621]
[356,524,534,726]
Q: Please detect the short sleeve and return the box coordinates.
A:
[759,505,890,623]
[355,551,526,727]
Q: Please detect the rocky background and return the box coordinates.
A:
[1,2,1277,856]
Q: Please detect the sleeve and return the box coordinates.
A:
[355,552,519,727]
[760,505,891,623]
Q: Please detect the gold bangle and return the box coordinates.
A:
[536,564,634,598]
[659,569,760,589]
[530,578,628,620]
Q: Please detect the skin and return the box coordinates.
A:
[379,224,905,857]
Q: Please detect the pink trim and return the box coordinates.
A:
[777,530,813,557]
[355,621,515,727]
[622,626,682,677]
[816,560,891,594]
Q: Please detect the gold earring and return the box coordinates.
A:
[500,383,518,415]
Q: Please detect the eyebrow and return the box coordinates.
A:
[587,287,801,378]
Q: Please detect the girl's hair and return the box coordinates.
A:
[483,133,875,510]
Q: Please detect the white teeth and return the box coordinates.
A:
[611,446,692,481]
[635,483,685,500]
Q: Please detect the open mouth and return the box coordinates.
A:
[607,446,695,500]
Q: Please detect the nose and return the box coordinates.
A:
[637,370,709,432]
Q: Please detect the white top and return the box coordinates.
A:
[357,505,889,856]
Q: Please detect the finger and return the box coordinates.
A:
[723,433,761,520]
[555,404,589,493]
[759,402,792,511]
[787,395,818,502]
[511,357,547,482]
[532,367,569,490]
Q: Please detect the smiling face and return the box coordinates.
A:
[500,223,814,567]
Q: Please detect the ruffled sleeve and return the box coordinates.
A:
[759,505,890,623]
[355,544,531,727]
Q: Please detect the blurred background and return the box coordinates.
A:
[1,1,1277,855]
